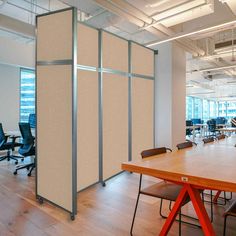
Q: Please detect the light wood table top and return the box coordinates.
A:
[122,137,236,192]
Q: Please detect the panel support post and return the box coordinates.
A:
[98,30,105,187]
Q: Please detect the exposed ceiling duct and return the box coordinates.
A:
[94,0,205,56]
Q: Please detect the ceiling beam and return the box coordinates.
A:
[0,14,35,39]
[95,0,205,56]
[145,19,236,47]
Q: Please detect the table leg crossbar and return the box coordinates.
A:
[159,184,216,236]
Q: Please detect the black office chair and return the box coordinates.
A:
[0,123,22,164]
[28,113,36,128]
[130,147,201,236]
[186,120,193,136]
[207,119,217,137]
[13,123,35,176]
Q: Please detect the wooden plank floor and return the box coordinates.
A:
[0,157,236,236]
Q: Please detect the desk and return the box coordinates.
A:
[122,138,236,235]
[216,127,236,136]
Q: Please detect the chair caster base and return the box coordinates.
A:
[15,161,18,165]
[13,171,17,175]
[27,172,31,176]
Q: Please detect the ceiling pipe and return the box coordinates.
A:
[108,0,205,55]
[95,0,204,56]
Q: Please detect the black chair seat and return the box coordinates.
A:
[224,200,236,217]
[0,142,13,150]
[141,181,190,204]
[0,141,21,150]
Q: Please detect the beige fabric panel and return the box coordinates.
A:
[37,10,72,61]
[132,78,154,161]
[103,73,128,180]
[131,43,154,77]
[77,23,98,67]
[37,65,72,212]
[102,32,128,72]
[77,70,99,191]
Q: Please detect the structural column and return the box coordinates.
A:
[155,42,186,149]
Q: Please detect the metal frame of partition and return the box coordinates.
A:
[35,7,156,219]
[35,7,77,220]
[76,25,156,187]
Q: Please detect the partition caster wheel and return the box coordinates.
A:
[21,158,24,162]
[70,214,75,221]
[15,161,18,165]
[102,182,106,187]
[13,171,17,175]
[38,197,44,205]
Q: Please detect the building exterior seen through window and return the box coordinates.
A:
[186,96,236,122]
[20,68,35,122]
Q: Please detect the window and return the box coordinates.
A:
[209,101,217,118]
[20,68,35,122]
[218,101,227,117]
[202,99,209,122]
[186,96,194,120]
[193,98,202,120]
[226,101,236,120]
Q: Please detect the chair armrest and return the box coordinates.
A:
[9,135,20,142]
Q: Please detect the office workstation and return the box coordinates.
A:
[0,0,236,235]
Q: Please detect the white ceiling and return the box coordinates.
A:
[0,0,236,100]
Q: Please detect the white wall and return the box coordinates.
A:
[155,42,186,149]
[0,64,20,131]
[0,35,35,131]
[0,36,35,68]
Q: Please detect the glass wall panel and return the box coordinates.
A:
[202,100,209,122]
[20,68,35,122]
[209,101,217,118]
[186,96,193,120]
[193,98,202,119]
[218,101,227,117]
[226,101,236,120]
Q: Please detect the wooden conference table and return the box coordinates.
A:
[122,137,236,236]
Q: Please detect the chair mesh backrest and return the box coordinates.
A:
[203,137,215,144]
[19,123,34,143]
[207,119,216,132]
[28,114,36,128]
[19,123,34,156]
[0,123,6,146]
[141,147,172,159]
[216,134,226,140]
[176,141,193,150]
[186,120,193,126]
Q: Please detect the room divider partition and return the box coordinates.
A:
[36,7,156,219]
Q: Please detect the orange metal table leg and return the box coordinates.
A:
[187,185,216,236]
[159,184,216,236]
[159,185,188,236]
[213,190,222,203]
